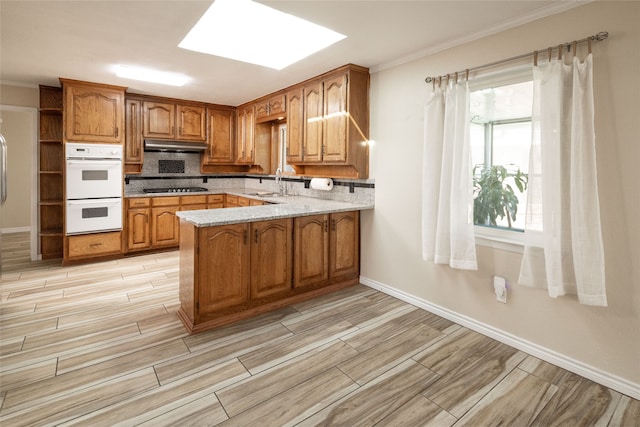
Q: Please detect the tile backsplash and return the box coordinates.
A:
[142,152,201,176]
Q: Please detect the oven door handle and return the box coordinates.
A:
[67,198,121,205]
[66,160,122,166]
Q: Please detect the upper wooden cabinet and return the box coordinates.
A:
[202,108,235,165]
[255,93,286,123]
[285,65,370,178]
[236,104,255,164]
[61,79,126,144]
[285,87,304,164]
[142,101,206,142]
[124,99,143,171]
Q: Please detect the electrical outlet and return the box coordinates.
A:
[493,276,507,303]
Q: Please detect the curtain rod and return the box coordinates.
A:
[424,31,608,84]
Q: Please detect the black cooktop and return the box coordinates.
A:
[143,187,208,193]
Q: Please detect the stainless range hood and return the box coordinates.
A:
[144,139,208,153]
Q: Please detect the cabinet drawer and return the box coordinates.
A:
[128,197,150,208]
[207,194,224,204]
[68,231,122,258]
[238,197,251,207]
[225,194,239,207]
[152,196,180,206]
[181,195,208,205]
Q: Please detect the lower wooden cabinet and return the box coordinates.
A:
[151,206,180,247]
[294,214,329,288]
[66,231,122,260]
[330,210,360,280]
[293,211,359,288]
[178,211,360,333]
[127,208,151,250]
[198,223,251,315]
[251,219,293,299]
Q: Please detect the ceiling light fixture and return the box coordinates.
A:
[115,65,189,87]
[179,0,346,70]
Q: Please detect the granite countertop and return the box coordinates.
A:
[172,190,373,227]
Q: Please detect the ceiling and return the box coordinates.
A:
[1,1,580,106]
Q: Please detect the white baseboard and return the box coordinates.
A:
[359,275,640,400]
[1,226,30,234]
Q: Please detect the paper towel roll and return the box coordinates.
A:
[310,178,334,191]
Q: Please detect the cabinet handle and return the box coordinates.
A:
[115,127,119,137]
[324,220,328,233]
[243,230,248,245]
[89,242,103,248]
[179,127,183,136]
[254,229,258,243]
[321,145,325,157]
[171,126,175,135]
[332,219,336,231]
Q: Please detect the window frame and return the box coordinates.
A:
[469,66,532,252]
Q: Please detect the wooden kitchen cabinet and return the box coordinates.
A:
[124,98,143,173]
[202,108,235,165]
[255,93,286,123]
[143,101,206,142]
[61,79,125,144]
[127,207,151,250]
[287,64,370,178]
[197,223,251,315]
[250,219,293,299]
[235,104,255,164]
[329,210,360,280]
[302,80,324,164]
[151,197,180,247]
[285,87,304,164]
[293,214,329,288]
[293,211,360,288]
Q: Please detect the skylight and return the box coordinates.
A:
[115,65,189,87]
[179,0,346,70]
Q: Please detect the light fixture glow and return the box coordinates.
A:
[179,0,346,70]
[115,65,189,87]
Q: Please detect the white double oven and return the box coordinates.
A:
[65,143,123,235]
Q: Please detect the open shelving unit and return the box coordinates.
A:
[39,85,64,259]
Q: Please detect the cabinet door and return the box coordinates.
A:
[64,83,124,143]
[198,223,250,314]
[125,99,143,165]
[302,81,323,163]
[203,109,235,164]
[323,73,348,163]
[286,88,304,163]
[151,206,179,247]
[268,94,286,118]
[330,211,360,279]
[293,214,329,288]
[127,208,150,250]
[251,219,292,299]
[143,102,175,139]
[177,105,206,141]
[236,105,255,164]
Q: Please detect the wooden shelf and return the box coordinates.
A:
[39,85,64,260]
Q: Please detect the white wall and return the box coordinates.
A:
[362,0,639,395]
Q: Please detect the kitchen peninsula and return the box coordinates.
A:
[175,192,373,333]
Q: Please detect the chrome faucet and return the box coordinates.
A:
[275,168,284,195]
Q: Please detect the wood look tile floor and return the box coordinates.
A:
[1,232,639,426]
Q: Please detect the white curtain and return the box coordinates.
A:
[422,81,477,270]
[519,54,607,306]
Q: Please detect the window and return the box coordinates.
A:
[469,73,533,242]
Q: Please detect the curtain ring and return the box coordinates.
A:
[557,44,563,60]
[547,47,552,62]
[572,41,578,58]
[455,72,458,84]
[533,51,538,66]
[588,37,592,54]
[465,69,469,81]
